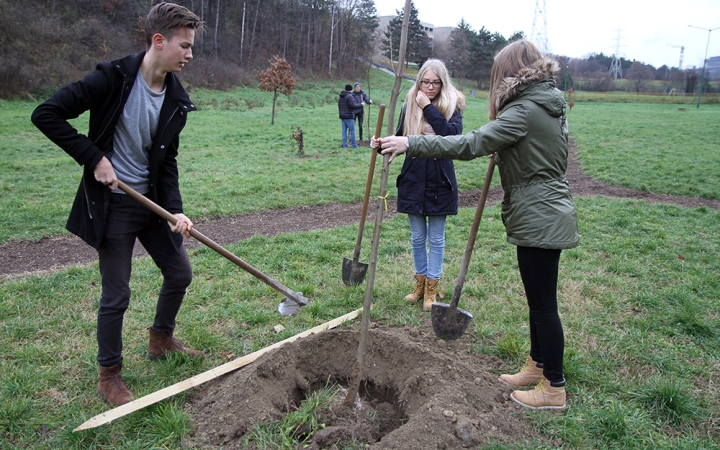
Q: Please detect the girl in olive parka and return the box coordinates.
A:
[378,40,579,411]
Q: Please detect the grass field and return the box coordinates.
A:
[1,70,719,449]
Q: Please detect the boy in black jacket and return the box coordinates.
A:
[31,2,205,406]
[338,84,360,148]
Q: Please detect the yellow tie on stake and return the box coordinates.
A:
[378,192,389,211]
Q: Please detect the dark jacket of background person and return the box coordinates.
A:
[31,51,196,250]
[395,104,462,216]
[338,88,359,120]
[407,68,579,249]
[351,89,371,115]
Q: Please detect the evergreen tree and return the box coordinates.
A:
[380,2,429,66]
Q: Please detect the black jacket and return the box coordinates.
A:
[396,104,463,216]
[338,90,359,120]
[351,90,371,115]
[31,51,196,249]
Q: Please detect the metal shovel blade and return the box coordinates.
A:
[431,302,474,340]
[278,293,305,316]
[342,257,369,286]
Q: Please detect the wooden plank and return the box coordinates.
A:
[74,308,362,431]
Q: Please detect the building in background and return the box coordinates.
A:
[373,16,453,60]
[706,56,720,79]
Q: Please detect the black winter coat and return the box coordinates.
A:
[338,90,359,119]
[31,51,196,250]
[396,104,463,216]
[351,90,371,115]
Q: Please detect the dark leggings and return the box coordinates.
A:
[516,246,564,384]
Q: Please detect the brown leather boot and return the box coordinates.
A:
[499,356,544,387]
[511,377,567,411]
[404,274,426,304]
[423,278,439,311]
[147,327,205,360]
[98,364,132,406]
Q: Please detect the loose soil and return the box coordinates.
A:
[3,140,719,449]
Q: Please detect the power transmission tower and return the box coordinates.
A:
[530,0,549,53]
[610,30,623,79]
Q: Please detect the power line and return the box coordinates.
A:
[530,0,549,54]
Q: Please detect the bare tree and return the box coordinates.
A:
[624,61,655,94]
[386,0,412,136]
[257,55,296,125]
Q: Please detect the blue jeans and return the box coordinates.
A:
[341,118,357,148]
[408,214,447,280]
[97,193,193,367]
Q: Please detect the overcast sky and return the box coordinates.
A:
[375,0,720,69]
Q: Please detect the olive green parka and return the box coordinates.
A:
[407,59,579,250]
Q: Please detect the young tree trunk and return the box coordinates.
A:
[387,0,412,135]
[248,0,260,64]
[240,2,246,64]
[271,89,278,125]
[328,4,334,75]
[214,0,220,57]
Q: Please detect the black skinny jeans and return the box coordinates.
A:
[97,193,192,367]
[516,246,565,384]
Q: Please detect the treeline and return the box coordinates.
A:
[0,0,710,99]
[0,0,378,99]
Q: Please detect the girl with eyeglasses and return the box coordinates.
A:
[377,40,579,411]
[372,58,466,312]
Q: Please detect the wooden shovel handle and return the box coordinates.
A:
[449,156,495,309]
[116,180,307,306]
[352,104,386,262]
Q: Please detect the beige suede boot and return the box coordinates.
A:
[404,274,426,304]
[423,278,439,311]
[148,328,205,360]
[510,377,567,411]
[499,356,544,387]
[98,364,132,406]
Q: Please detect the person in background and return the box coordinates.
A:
[338,83,360,148]
[371,59,465,312]
[351,82,372,142]
[377,40,579,411]
[31,2,206,406]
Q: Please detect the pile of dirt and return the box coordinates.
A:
[187,323,544,449]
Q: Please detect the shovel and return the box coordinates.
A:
[342,104,386,286]
[343,150,392,407]
[432,156,495,340]
[116,180,308,316]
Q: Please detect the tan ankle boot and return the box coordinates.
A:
[423,278,439,311]
[148,328,205,360]
[499,356,544,387]
[98,364,132,406]
[404,274,426,304]
[510,377,567,411]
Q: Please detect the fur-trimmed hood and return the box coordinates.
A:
[495,58,565,118]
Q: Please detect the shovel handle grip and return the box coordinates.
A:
[449,156,495,309]
[116,180,307,306]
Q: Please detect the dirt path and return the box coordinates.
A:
[2,141,717,279]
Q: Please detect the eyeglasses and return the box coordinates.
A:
[420,80,442,88]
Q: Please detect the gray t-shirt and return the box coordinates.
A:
[112,71,165,195]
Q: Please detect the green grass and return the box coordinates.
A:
[568,102,720,200]
[0,71,494,244]
[1,72,720,448]
[1,197,719,449]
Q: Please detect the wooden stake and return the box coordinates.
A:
[74,308,362,432]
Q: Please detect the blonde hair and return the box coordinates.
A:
[402,59,466,136]
[487,40,545,120]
